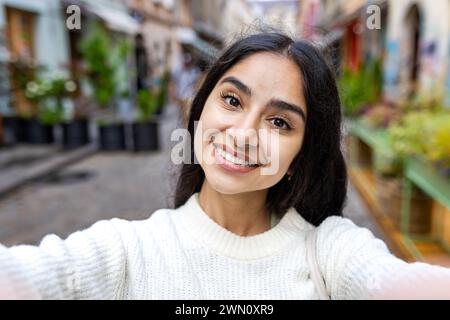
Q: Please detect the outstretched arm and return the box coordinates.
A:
[316,216,450,299]
[0,219,129,300]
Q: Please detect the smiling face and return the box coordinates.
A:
[193,52,307,195]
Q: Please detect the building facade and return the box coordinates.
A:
[298,0,450,105]
[0,0,71,114]
[382,0,450,102]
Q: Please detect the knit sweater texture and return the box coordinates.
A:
[1,192,449,299]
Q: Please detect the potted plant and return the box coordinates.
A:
[383,110,445,234]
[154,69,170,116]
[27,109,55,144]
[6,58,45,143]
[41,76,86,149]
[25,75,78,145]
[61,86,91,149]
[80,22,130,151]
[61,116,90,149]
[132,89,159,151]
[423,114,450,177]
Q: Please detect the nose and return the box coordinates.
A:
[229,112,259,153]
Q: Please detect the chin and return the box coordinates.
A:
[205,172,278,195]
[206,173,252,195]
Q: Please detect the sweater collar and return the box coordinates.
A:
[176,192,311,260]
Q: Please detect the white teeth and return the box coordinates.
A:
[217,147,254,166]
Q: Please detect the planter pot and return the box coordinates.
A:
[3,117,32,143]
[132,121,159,152]
[98,123,126,151]
[155,105,163,116]
[375,175,433,235]
[62,119,90,149]
[15,117,31,143]
[2,116,19,145]
[27,118,54,144]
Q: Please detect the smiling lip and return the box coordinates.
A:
[213,146,260,174]
[213,143,259,164]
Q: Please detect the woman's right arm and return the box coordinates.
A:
[0,218,129,300]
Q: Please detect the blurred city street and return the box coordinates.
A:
[0,0,449,266]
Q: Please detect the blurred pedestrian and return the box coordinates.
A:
[135,33,151,90]
[172,52,200,126]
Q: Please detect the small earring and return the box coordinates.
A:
[288,174,292,181]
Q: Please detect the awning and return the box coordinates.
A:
[86,3,139,35]
[176,27,197,43]
[190,38,220,61]
[176,27,220,62]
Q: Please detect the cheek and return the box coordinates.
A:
[193,101,225,162]
[278,144,300,170]
[199,100,228,131]
[261,133,303,168]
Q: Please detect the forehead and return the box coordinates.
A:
[219,52,304,100]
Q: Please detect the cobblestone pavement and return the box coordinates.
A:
[0,151,180,246]
[343,184,386,241]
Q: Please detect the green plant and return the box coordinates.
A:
[424,115,450,168]
[80,22,130,108]
[156,70,171,109]
[388,110,434,158]
[96,118,109,127]
[388,110,450,170]
[374,148,403,177]
[400,87,446,113]
[9,59,43,94]
[338,59,383,117]
[38,104,64,125]
[137,89,158,122]
[25,75,76,123]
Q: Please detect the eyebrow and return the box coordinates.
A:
[219,76,306,122]
[220,76,252,96]
[268,99,306,122]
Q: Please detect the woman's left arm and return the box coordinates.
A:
[315,216,450,299]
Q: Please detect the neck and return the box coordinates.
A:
[198,181,271,236]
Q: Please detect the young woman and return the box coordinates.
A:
[1,32,450,300]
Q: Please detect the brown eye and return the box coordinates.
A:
[270,118,291,130]
[220,92,241,108]
[226,96,240,107]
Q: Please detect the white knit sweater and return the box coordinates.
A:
[1,192,449,300]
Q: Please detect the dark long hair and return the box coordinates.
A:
[173,32,347,227]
